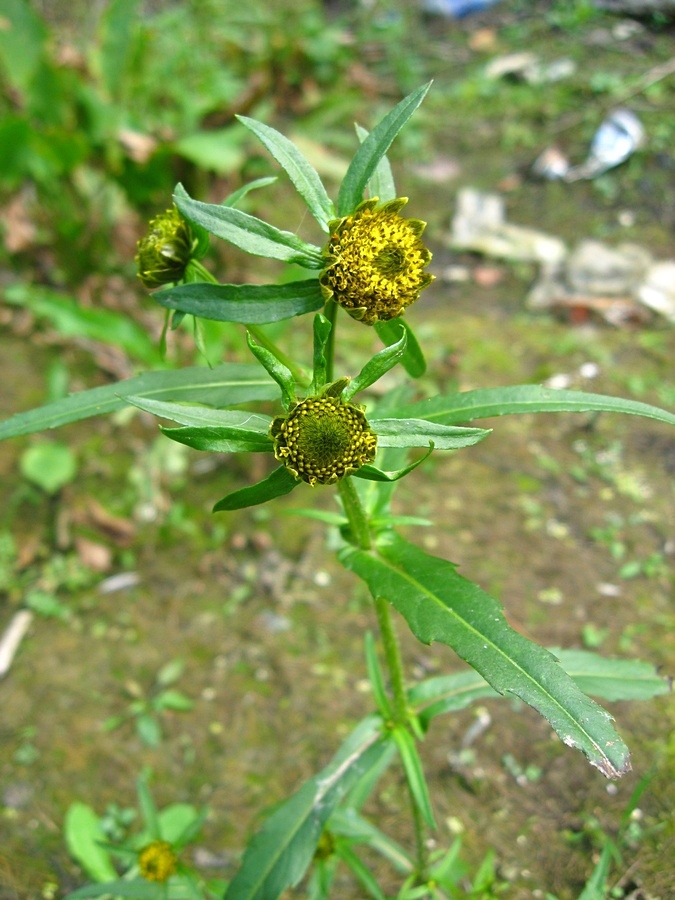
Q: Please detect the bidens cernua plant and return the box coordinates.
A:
[2,83,673,899]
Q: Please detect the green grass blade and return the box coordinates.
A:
[0,364,277,441]
[154,280,324,324]
[223,716,390,900]
[337,83,431,216]
[174,184,324,268]
[236,116,335,231]
[341,534,632,779]
[388,385,675,428]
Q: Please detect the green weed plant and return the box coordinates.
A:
[1,84,673,899]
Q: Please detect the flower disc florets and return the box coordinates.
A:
[136,206,194,290]
[138,840,178,883]
[271,394,377,486]
[320,198,434,325]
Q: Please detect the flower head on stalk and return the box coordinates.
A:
[138,840,178,883]
[320,198,434,325]
[136,206,197,290]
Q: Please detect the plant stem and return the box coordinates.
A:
[337,478,429,881]
[323,298,338,383]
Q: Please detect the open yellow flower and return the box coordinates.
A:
[320,198,434,325]
[138,840,178,883]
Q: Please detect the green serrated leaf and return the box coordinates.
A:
[174,184,324,268]
[355,124,397,203]
[343,326,407,401]
[0,364,277,441]
[236,116,335,231]
[374,320,426,379]
[161,423,273,454]
[340,533,632,779]
[389,385,675,429]
[154,279,325,325]
[337,83,431,216]
[223,715,389,900]
[372,419,490,450]
[213,465,299,512]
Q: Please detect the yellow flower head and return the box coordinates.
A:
[138,840,178,883]
[271,393,377,486]
[136,206,194,290]
[320,198,434,325]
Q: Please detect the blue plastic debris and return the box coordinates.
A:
[421,0,502,17]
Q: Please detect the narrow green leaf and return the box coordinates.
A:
[98,0,139,100]
[335,843,386,900]
[246,332,295,410]
[343,326,407,401]
[329,809,414,874]
[154,279,325,324]
[364,632,393,718]
[213,465,299,512]
[64,803,118,883]
[375,320,426,378]
[578,841,613,900]
[137,774,161,839]
[0,364,277,441]
[161,423,273,454]
[337,83,432,216]
[237,116,335,231]
[223,715,390,900]
[354,124,397,203]
[391,727,435,828]
[353,446,434,482]
[222,176,278,208]
[549,649,672,702]
[124,397,272,432]
[388,385,675,429]
[340,534,632,779]
[174,184,324,268]
[372,419,490,450]
[65,879,160,899]
[310,314,333,394]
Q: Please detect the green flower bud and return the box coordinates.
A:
[136,206,194,290]
[320,198,434,325]
[271,393,377,486]
[138,840,178,883]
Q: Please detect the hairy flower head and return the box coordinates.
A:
[271,392,377,486]
[136,206,194,290]
[320,198,433,325]
[138,840,178,883]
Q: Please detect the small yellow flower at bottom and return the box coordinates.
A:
[136,206,194,290]
[138,840,178,883]
[320,197,434,325]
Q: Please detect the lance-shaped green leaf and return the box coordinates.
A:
[213,465,299,512]
[173,184,324,268]
[247,332,296,410]
[310,314,333,394]
[0,364,278,441]
[391,726,435,829]
[236,116,335,231]
[123,396,273,432]
[223,176,278,208]
[375,319,426,379]
[342,325,407,401]
[408,650,671,731]
[365,632,393,719]
[372,419,490,450]
[387,385,675,428]
[154,279,325,325]
[223,715,390,900]
[352,445,435,483]
[355,124,396,203]
[340,533,632,779]
[161,423,273,454]
[337,82,432,216]
[65,879,160,899]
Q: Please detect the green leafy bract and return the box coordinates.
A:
[337,83,432,217]
[0,364,277,440]
[154,280,325,324]
[236,116,335,231]
[173,184,324,268]
[341,533,632,779]
[213,465,299,511]
[342,325,407,401]
[375,320,426,379]
[372,419,490,450]
[161,424,273,454]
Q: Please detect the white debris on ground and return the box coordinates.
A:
[447,187,675,325]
